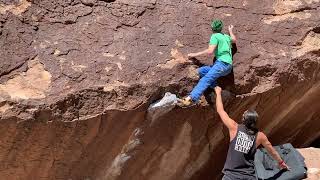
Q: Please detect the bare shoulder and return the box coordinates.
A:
[230,119,238,130]
[257,132,267,140]
[256,132,268,146]
[231,122,238,132]
[229,123,238,141]
[257,131,264,136]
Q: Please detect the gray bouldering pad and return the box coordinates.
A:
[255,143,307,180]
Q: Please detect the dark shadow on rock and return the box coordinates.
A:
[218,69,236,94]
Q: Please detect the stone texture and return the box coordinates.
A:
[0,0,319,179]
[298,148,320,180]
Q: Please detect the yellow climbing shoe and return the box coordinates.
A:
[177,96,193,107]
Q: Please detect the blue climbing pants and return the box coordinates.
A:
[190,60,232,102]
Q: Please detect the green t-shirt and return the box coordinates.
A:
[209,33,232,64]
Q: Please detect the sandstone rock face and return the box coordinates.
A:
[298,148,320,180]
[0,0,319,180]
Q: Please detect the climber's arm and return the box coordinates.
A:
[187,45,216,58]
[258,132,290,170]
[214,87,237,131]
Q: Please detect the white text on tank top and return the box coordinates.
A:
[234,131,255,154]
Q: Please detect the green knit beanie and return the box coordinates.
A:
[211,19,223,32]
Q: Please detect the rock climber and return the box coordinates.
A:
[214,86,290,180]
[178,19,236,106]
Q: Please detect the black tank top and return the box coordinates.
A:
[222,124,258,179]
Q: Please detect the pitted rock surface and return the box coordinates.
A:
[0,0,319,179]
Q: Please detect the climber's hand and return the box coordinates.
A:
[228,25,234,32]
[279,161,290,171]
[214,86,222,94]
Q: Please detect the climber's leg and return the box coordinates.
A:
[199,65,216,91]
[198,66,211,78]
[195,66,213,104]
[200,66,215,104]
[190,60,232,102]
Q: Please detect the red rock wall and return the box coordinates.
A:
[0,0,319,179]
